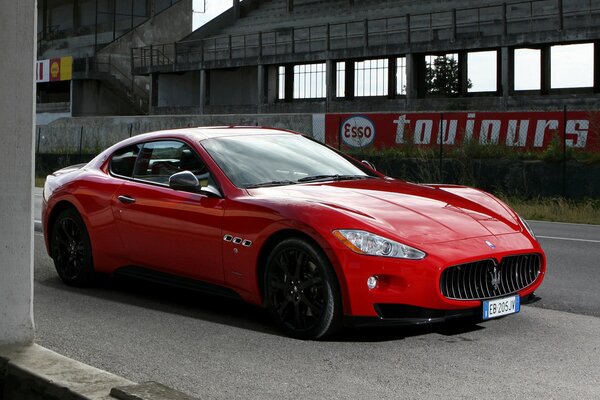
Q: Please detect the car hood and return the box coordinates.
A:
[248,179,521,244]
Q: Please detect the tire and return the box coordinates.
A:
[265,238,342,340]
[50,208,95,287]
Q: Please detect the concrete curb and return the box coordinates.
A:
[0,344,198,400]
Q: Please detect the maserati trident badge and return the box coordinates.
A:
[490,266,501,292]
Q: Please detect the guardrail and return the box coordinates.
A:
[133,0,600,70]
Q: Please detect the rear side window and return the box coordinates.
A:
[110,144,142,177]
[110,140,208,186]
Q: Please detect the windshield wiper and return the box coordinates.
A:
[297,174,374,183]
[246,180,297,188]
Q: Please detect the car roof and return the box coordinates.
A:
[136,126,299,142]
[88,126,303,171]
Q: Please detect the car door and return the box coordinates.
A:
[110,140,225,282]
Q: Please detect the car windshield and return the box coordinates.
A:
[201,134,375,188]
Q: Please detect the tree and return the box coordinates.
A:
[425,56,471,96]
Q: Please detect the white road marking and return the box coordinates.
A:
[537,235,600,244]
[528,220,600,228]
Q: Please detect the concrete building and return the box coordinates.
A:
[36,0,195,124]
[131,0,600,115]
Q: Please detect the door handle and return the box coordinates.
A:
[118,195,136,204]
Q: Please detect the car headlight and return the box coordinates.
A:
[333,230,426,260]
[518,215,537,239]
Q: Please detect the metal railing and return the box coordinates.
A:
[133,0,600,69]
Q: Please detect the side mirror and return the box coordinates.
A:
[361,160,377,171]
[169,171,222,198]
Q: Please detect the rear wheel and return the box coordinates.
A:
[51,208,95,286]
[265,238,342,340]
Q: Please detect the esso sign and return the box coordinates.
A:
[340,116,376,148]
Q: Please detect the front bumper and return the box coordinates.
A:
[330,232,546,318]
[344,293,541,327]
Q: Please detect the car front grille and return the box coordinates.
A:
[440,254,541,300]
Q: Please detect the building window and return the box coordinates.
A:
[336,62,346,98]
[425,53,461,95]
[551,43,594,89]
[467,50,497,93]
[293,63,326,99]
[278,66,285,100]
[397,57,407,95]
[514,48,541,91]
[355,58,388,97]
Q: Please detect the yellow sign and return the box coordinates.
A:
[36,56,73,82]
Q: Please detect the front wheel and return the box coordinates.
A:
[265,238,342,340]
[50,208,95,287]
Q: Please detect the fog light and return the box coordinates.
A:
[367,276,379,290]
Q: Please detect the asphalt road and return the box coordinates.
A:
[32,219,600,399]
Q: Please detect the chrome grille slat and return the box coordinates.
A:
[517,257,529,287]
[467,263,474,299]
[440,254,541,300]
[474,261,482,298]
[505,257,514,294]
[510,257,518,293]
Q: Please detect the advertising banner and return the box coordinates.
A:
[36,56,73,83]
[323,111,600,152]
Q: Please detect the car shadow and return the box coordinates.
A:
[328,320,485,343]
[37,274,486,342]
[37,274,277,336]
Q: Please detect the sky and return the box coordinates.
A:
[192,0,231,31]
[190,1,594,92]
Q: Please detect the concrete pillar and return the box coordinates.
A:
[500,47,513,98]
[326,59,335,111]
[257,64,265,113]
[541,45,551,95]
[150,73,159,112]
[233,0,241,20]
[388,57,397,99]
[405,53,418,102]
[199,69,207,114]
[594,41,600,94]
[458,52,468,96]
[0,0,36,345]
[284,65,294,102]
[344,60,355,99]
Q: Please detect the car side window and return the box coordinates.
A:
[110,144,143,178]
[132,140,208,186]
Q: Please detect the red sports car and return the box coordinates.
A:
[42,126,545,339]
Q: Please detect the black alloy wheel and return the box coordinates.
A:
[51,208,95,286]
[265,238,342,339]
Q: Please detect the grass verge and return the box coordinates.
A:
[502,197,600,225]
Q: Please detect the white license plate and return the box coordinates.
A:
[483,295,520,320]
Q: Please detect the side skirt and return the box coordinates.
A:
[114,266,242,300]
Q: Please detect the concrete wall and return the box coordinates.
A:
[158,71,200,107]
[0,0,35,345]
[71,80,137,116]
[209,67,258,106]
[36,114,315,154]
